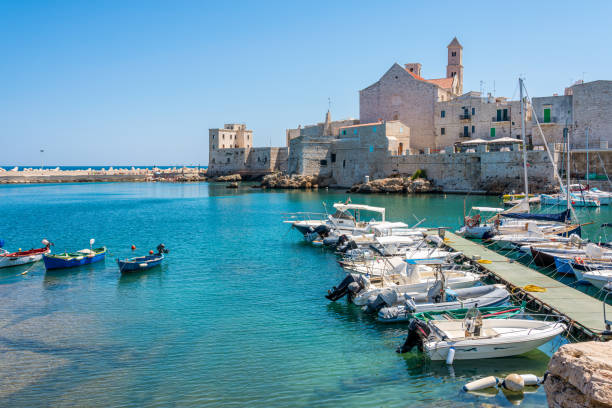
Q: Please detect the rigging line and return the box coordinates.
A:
[596,152,612,189]
[522,83,579,222]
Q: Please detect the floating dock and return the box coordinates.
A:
[433,230,609,339]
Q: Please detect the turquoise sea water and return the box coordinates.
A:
[0,182,609,407]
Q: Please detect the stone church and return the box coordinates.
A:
[359,37,463,151]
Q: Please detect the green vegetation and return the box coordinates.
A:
[411,169,427,180]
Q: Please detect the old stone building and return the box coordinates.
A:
[286,111,359,176]
[434,92,532,149]
[207,124,288,177]
[330,120,410,186]
[359,38,462,151]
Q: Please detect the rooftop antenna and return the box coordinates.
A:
[328,97,331,111]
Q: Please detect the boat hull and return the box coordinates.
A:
[44,249,106,270]
[0,247,50,269]
[118,254,164,273]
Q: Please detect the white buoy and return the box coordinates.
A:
[463,376,499,392]
[502,373,525,392]
[520,374,540,386]
[445,347,455,365]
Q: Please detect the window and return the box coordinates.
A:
[451,72,456,77]
[331,153,336,163]
[441,110,446,118]
[503,109,509,121]
[320,159,327,166]
[463,126,469,137]
[342,130,346,135]
[472,107,475,115]
[490,127,496,138]
[409,68,413,72]
[222,134,225,140]
[452,51,456,57]
[399,127,403,133]
[496,109,502,121]
[472,125,475,134]
[212,135,215,139]
[342,159,346,168]
[544,107,551,123]
[226,158,230,163]
[441,127,445,135]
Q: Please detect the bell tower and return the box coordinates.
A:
[446,37,463,95]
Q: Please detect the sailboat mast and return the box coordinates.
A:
[567,127,571,212]
[586,128,589,189]
[519,78,529,198]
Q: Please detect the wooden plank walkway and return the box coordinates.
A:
[433,230,609,338]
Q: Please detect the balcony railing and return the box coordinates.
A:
[459,132,471,138]
[459,114,471,120]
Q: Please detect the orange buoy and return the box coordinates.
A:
[131,245,136,251]
[149,250,154,255]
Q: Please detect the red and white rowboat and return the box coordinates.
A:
[0,241,51,269]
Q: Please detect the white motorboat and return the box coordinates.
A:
[398,316,566,360]
[0,240,51,269]
[581,269,612,289]
[351,262,481,306]
[540,193,600,207]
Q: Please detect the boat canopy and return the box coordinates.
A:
[370,222,408,233]
[333,203,386,220]
[472,206,504,213]
[375,236,415,245]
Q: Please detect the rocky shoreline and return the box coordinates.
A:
[545,341,612,408]
[0,167,207,184]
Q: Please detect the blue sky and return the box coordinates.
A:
[1,0,610,166]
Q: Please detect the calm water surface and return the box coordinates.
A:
[0,182,609,407]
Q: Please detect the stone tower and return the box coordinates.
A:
[446,37,463,95]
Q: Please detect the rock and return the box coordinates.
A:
[260,173,320,190]
[544,341,612,408]
[349,176,436,194]
[226,182,239,188]
[214,174,241,182]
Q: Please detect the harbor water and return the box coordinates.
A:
[1,182,609,407]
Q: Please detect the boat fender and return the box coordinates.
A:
[139,263,148,268]
[445,347,455,365]
[520,374,540,386]
[463,376,499,392]
[501,373,525,392]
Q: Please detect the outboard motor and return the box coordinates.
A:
[363,288,399,314]
[157,243,169,255]
[338,240,358,254]
[313,225,331,238]
[326,273,363,301]
[396,318,431,353]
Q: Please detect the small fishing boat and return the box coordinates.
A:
[397,316,566,360]
[43,239,106,270]
[0,239,51,269]
[117,244,168,273]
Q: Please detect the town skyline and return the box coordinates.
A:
[2,0,611,166]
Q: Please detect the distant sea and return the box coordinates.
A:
[1,165,207,171]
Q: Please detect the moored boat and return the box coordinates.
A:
[117,244,168,273]
[43,242,106,270]
[397,316,567,360]
[0,240,51,269]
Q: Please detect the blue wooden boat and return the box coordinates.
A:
[118,253,164,273]
[43,247,107,270]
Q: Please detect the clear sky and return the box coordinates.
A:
[1,0,611,166]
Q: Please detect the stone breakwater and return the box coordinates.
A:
[260,173,325,189]
[0,167,206,184]
[347,176,437,194]
[544,341,612,408]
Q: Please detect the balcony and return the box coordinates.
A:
[459,132,471,138]
[459,114,471,120]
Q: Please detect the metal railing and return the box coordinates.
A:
[281,212,327,223]
[459,114,471,120]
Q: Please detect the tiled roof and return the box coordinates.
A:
[406,69,454,90]
[427,77,454,89]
